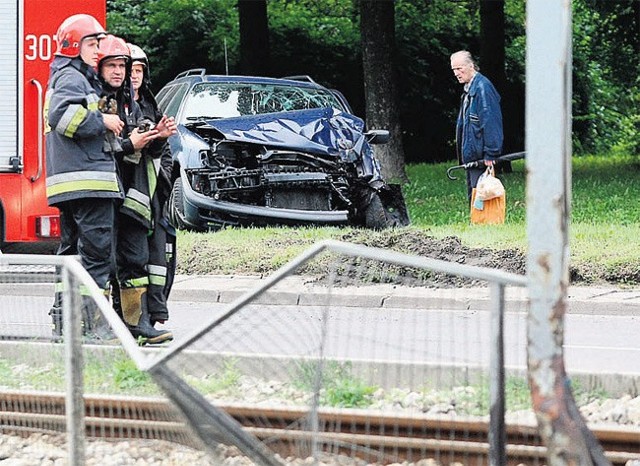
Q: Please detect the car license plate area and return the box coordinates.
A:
[268,189,331,211]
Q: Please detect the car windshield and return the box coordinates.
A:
[181,82,345,121]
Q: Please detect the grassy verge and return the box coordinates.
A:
[0,350,159,396]
[0,353,612,416]
[176,153,640,284]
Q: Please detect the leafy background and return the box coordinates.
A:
[107,0,639,164]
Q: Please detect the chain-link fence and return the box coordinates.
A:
[144,240,536,465]
[0,253,204,464]
[2,241,638,465]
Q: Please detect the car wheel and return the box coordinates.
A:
[363,189,408,230]
[169,178,187,230]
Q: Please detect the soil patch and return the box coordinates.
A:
[323,229,527,288]
[178,227,638,286]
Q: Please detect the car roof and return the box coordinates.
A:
[166,69,326,90]
[158,68,354,119]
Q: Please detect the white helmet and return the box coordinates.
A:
[127,43,148,67]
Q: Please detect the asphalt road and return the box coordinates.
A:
[2,295,639,377]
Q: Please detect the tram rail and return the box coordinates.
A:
[0,390,638,465]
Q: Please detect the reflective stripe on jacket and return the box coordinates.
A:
[115,88,158,230]
[121,157,157,228]
[45,57,123,205]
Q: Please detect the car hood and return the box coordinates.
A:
[202,107,367,160]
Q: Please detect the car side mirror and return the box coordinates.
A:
[365,129,390,145]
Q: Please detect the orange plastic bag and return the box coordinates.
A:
[470,187,506,224]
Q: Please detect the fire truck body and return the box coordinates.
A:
[0,0,105,248]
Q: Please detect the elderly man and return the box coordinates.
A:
[450,50,503,202]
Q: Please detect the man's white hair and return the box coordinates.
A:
[450,50,479,71]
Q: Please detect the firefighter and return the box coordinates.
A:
[96,35,175,344]
[45,14,124,342]
[128,43,177,327]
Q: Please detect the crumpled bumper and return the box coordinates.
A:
[179,168,350,229]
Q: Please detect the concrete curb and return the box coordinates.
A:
[168,275,640,316]
[3,274,640,316]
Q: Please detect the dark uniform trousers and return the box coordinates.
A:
[146,216,176,323]
[57,198,116,290]
[116,213,149,286]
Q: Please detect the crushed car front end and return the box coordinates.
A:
[169,107,387,229]
[163,75,409,230]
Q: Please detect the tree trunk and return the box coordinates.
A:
[480,0,506,92]
[480,0,518,173]
[238,0,270,76]
[360,0,407,183]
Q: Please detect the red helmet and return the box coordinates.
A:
[55,14,106,58]
[96,35,131,67]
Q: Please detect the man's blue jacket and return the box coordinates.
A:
[456,72,503,164]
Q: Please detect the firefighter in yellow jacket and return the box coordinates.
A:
[96,35,175,344]
[45,14,124,341]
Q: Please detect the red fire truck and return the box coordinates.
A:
[0,0,105,251]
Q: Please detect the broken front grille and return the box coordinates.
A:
[188,167,351,211]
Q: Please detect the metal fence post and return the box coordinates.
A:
[489,282,505,466]
[62,263,85,465]
[525,0,608,464]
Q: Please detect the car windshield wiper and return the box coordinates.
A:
[185,116,221,120]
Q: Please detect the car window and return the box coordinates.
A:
[163,83,191,118]
[156,85,178,111]
[180,82,346,121]
[157,83,189,117]
[155,87,169,107]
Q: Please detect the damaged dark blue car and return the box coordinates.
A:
[155,70,410,230]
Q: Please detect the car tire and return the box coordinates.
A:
[169,178,187,230]
[364,190,405,230]
[364,191,391,230]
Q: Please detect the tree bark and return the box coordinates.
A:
[238,0,270,76]
[480,0,518,173]
[360,0,407,183]
[480,0,506,93]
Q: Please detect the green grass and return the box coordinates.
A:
[323,377,376,408]
[293,361,377,408]
[0,352,239,397]
[187,358,242,393]
[111,358,154,392]
[406,154,640,282]
[0,354,614,415]
[433,375,609,417]
[0,352,243,398]
[0,351,160,395]
[404,154,640,226]
[176,153,640,284]
[177,226,341,276]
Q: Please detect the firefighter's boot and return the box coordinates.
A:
[49,292,63,342]
[120,287,173,345]
[81,296,119,344]
[110,281,124,320]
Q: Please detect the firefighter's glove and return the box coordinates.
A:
[98,96,118,115]
[137,118,156,133]
[99,96,122,153]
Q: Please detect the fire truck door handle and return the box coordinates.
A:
[29,79,44,182]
